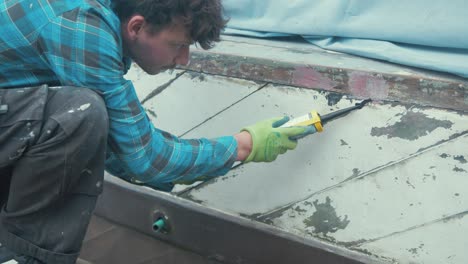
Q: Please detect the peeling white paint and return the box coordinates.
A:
[78,103,91,111]
[177,82,467,264]
[116,51,468,264]
[19,131,35,141]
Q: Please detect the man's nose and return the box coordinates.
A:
[175,46,190,66]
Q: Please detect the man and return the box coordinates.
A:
[0,0,309,263]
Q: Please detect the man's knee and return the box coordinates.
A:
[72,88,108,135]
[49,87,109,140]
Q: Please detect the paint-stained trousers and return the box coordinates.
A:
[0,85,108,264]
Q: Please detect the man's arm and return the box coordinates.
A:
[37,3,237,191]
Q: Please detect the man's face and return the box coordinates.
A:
[122,16,191,75]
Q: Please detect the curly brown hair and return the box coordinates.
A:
[112,0,228,49]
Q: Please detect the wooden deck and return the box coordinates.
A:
[81,36,467,264]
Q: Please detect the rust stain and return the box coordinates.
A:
[292,66,337,89]
[349,72,389,100]
[184,51,468,110]
[237,63,292,83]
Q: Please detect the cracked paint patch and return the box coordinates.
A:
[440,154,467,164]
[453,166,466,173]
[454,155,467,164]
[440,154,468,172]
[370,111,453,140]
[422,173,437,182]
[352,168,360,176]
[440,153,450,159]
[187,71,206,82]
[303,197,350,236]
[294,206,307,213]
[407,243,425,257]
[406,178,416,189]
[345,168,361,181]
[325,93,343,106]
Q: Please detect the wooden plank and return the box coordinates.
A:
[181,36,468,111]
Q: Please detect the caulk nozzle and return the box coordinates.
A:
[320,98,372,125]
[355,99,372,109]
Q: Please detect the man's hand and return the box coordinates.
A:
[239,116,307,162]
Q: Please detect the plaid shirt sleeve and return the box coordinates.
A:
[35,2,237,191]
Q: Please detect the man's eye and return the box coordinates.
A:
[172,43,186,50]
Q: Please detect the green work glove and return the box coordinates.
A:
[241,116,308,163]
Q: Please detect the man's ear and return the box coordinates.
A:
[125,15,146,40]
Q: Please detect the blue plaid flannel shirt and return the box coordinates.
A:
[0,0,237,191]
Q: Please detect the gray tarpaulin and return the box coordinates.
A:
[222,0,468,78]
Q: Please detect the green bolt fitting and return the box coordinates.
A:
[153,218,166,232]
